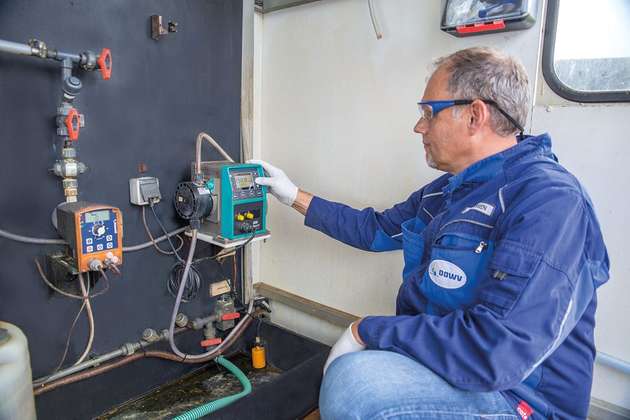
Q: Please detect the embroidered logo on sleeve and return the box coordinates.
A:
[428,260,467,289]
[516,400,534,420]
[462,202,495,216]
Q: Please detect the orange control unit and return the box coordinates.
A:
[56,202,123,272]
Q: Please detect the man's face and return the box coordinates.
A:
[413,68,470,173]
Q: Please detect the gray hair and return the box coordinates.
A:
[434,47,529,136]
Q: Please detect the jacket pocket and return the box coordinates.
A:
[420,232,493,312]
[478,240,542,317]
[401,217,427,279]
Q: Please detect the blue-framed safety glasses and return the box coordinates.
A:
[417,98,524,136]
[417,100,473,121]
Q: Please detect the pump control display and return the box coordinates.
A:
[56,202,123,272]
[234,173,254,190]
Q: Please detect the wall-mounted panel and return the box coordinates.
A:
[0,1,243,418]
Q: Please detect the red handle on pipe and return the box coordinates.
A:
[97,48,112,80]
[65,108,80,141]
[201,338,222,347]
[222,313,241,321]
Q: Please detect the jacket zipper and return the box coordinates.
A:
[475,241,487,254]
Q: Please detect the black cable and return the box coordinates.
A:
[35,259,110,299]
[168,261,202,302]
[149,203,185,263]
[148,202,204,302]
[141,205,184,255]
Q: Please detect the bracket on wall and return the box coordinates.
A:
[256,0,327,14]
[151,15,178,41]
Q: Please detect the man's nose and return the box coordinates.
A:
[414,118,428,134]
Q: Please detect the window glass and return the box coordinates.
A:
[552,0,630,93]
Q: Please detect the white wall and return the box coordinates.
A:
[254,0,630,408]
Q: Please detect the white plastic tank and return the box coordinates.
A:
[0,321,36,420]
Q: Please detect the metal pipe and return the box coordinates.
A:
[0,39,33,56]
[596,352,630,376]
[34,327,187,387]
[54,51,81,63]
[33,316,254,396]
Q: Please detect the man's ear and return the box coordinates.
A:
[468,99,490,134]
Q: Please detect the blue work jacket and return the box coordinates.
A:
[304,134,609,419]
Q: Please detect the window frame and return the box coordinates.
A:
[542,0,630,103]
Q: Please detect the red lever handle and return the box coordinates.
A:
[97,48,112,80]
[65,108,80,141]
[201,338,222,347]
[222,313,241,321]
[456,20,506,34]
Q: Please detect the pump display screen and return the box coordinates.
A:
[85,210,111,223]
[234,174,254,190]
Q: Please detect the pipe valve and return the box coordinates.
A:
[97,48,112,80]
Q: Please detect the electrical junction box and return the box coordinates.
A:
[190,161,270,247]
[56,202,123,272]
[441,0,538,37]
[129,177,161,206]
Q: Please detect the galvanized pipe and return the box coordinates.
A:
[33,327,186,387]
[0,39,33,56]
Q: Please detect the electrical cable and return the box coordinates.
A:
[122,226,188,252]
[51,298,87,376]
[34,258,109,299]
[74,273,94,365]
[168,262,201,302]
[141,205,184,255]
[148,203,203,302]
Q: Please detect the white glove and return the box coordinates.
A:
[323,323,366,375]
[247,160,298,206]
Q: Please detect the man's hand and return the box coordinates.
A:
[247,160,298,206]
[323,320,366,375]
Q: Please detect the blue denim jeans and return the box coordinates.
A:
[319,350,518,420]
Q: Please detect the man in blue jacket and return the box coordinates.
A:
[250,47,609,419]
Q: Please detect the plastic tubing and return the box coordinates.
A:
[74,273,94,365]
[368,0,383,40]
[0,228,66,245]
[172,356,252,420]
[1,226,187,252]
[168,229,256,361]
[122,227,188,252]
[195,132,235,177]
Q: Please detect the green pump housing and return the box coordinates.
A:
[189,162,267,242]
[218,163,268,240]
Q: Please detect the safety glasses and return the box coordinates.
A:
[417,99,524,136]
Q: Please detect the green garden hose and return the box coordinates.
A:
[172,356,252,420]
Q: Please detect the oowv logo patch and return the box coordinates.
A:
[428,260,467,289]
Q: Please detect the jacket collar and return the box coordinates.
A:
[442,133,553,194]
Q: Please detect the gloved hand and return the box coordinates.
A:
[323,322,366,375]
[247,160,298,206]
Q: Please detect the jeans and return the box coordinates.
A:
[319,350,518,420]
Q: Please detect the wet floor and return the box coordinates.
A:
[95,353,283,420]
